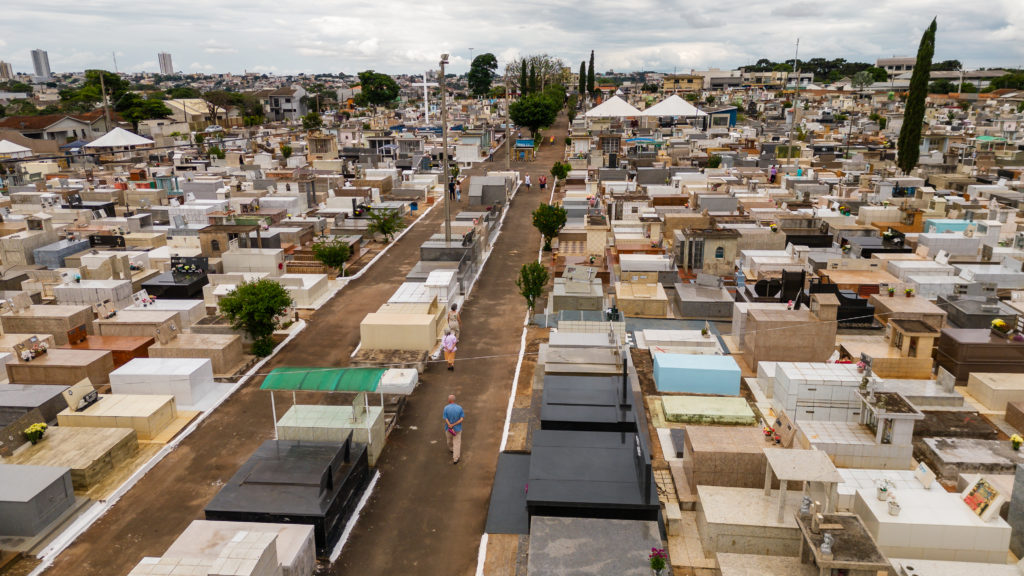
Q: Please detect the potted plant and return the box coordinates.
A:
[887,287,896,297]
[1012,434,1023,451]
[876,479,893,501]
[769,223,779,233]
[24,422,47,445]
[992,319,1010,338]
[648,547,667,576]
[904,288,914,298]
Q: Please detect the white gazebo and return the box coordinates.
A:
[641,95,708,118]
[84,127,155,152]
[0,140,33,159]
[584,95,642,118]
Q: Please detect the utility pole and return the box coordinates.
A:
[505,68,512,172]
[787,38,801,168]
[100,73,112,132]
[440,54,451,243]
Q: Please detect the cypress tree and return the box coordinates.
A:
[587,50,595,97]
[519,59,527,95]
[528,63,537,94]
[579,61,586,96]
[897,18,937,175]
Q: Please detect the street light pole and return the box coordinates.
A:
[505,68,511,172]
[440,54,451,243]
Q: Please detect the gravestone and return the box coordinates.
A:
[351,392,366,422]
[913,461,936,489]
[0,408,43,457]
[1009,464,1024,557]
[936,367,956,393]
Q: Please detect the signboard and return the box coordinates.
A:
[89,234,126,248]
[962,477,1004,521]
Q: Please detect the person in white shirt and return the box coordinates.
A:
[442,330,458,371]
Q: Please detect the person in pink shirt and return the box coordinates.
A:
[442,330,458,371]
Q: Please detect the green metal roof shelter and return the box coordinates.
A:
[260,367,387,439]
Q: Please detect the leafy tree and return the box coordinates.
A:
[218,279,293,357]
[489,86,506,99]
[354,70,400,108]
[203,90,232,125]
[311,237,352,276]
[550,161,570,180]
[578,61,586,96]
[4,99,39,116]
[587,50,596,97]
[897,18,937,175]
[114,93,172,131]
[532,202,567,251]
[960,82,978,94]
[515,261,549,311]
[467,53,498,96]
[0,81,33,94]
[866,66,888,82]
[987,72,1024,91]
[301,110,323,131]
[566,95,578,123]
[509,93,559,138]
[0,103,5,118]
[932,59,962,72]
[707,154,722,168]
[207,145,226,159]
[928,79,955,94]
[366,207,406,243]
[167,86,200,99]
[280,144,292,159]
[851,71,875,90]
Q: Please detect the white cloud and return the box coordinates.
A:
[202,41,238,55]
[188,62,214,71]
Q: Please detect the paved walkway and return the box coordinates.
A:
[331,113,569,576]
[40,113,568,576]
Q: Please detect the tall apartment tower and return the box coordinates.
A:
[0,61,14,81]
[158,52,174,75]
[31,49,51,79]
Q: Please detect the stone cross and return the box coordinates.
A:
[411,72,438,123]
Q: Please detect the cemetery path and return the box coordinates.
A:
[331,111,569,576]
[41,191,451,576]
[40,112,566,576]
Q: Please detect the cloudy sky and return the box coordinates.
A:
[1,0,1021,77]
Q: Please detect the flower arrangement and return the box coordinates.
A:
[887,287,896,296]
[648,548,668,574]
[841,244,851,253]
[904,288,914,297]
[769,223,779,233]
[1013,333,1024,343]
[856,360,867,373]
[1012,434,1023,451]
[24,422,47,444]
[992,319,1010,333]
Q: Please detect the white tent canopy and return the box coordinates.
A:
[84,127,154,149]
[585,95,642,118]
[641,95,708,117]
[0,140,33,158]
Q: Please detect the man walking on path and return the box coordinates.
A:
[442,330,458,370]
[448,180,456,200]
[539,175,547,191]
[524,174,531,191]
[443,395,464,464]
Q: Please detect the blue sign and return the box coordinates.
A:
[515,139,535,148]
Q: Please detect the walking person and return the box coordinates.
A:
[448,180,456,200]
[524,174,531,191]
[539,175,547,191]
[455,181,462,202]
[443,395,464,464]
[769,164,777,184]
[447,303,461,338]
[442,329,458,371]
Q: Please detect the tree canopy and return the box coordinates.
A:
[302,110,323,131]
[578,61,586,96]
[218,279,293,356]
[897,18,937,175]
[743,57,887,83]
[509,86,564,137]
[467,53,498,96]
[354,70,400,108]
[587,51,596,97]
[531,202,567,251]
[115,93,172,131]
[516,261,549,311]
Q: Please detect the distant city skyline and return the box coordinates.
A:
[0,0,1021,77]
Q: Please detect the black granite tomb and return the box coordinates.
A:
[204,436,370,555]
[526,429,658,521]
[141,271,208,299]
[540,374,635,432]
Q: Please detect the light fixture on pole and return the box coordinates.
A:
[440,53,451,243]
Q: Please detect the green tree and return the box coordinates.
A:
[202,89,232,125]
[311,237,352,276]
[301,110,323,131]
[960,82,978,94]
[566,94,578,123]
[366,208,406,243]
[528,63,537,94]
[218,279,293,356]
[166,86,201,99]
[707,154,722,168]
[280,144,292,159]
[587,50,596,97]
[468,53,498,96]
[931,59,962,72]
[0,81,33,94]
[897,18,937,175]
[928,79,955,94]
[866,66,888,82]
[509,93,559,138]
[115,93,172,132]
[354,70,400,108]
[515,261,549,311]
[550,161,570,180]
[851,70,875,90]
[578,61,586,96]
[519,59,528,94]
[207,145,226,159]
[532,202,567,251]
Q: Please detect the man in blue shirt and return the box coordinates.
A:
[443,395,465,464]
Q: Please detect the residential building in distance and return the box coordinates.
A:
[876,56,916,76]
[662,74,704,94]
[30,48,51,80]
[263,85,308,122]
[158,52,174,75]
[0,61,14,81]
